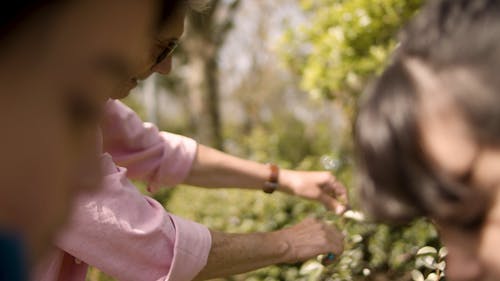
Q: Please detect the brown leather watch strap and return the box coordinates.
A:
[263,163,280,194]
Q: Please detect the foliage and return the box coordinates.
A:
[268,1,443,280]
[87,1,445,281]
[279,0,422,115]
[411,246,447,281]
[87,113,442,281]
[161,117,441,281]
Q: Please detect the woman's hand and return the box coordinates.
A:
[279,170,348,214]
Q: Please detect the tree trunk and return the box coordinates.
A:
[184,10,223,150]
[185,47,223,149]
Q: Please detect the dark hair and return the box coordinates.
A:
[157,1,183,28]
[156,0,211,28]
[400,0,500,141]
[1,1,178,42]
[0,1,64,42]
[355,0,500,226]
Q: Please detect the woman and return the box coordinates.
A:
[355,0,500,280]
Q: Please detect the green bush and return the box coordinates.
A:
[87,1,445,280]
[280,0,422,118]
[88,113,443,281]
[160,118,442,281]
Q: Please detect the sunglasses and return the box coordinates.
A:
[155,40,179,65]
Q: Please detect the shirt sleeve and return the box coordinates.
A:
[54,153,211,281]
[101,99,198,193]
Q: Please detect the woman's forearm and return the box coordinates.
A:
[184,144,271,190]
[183,144,349,213]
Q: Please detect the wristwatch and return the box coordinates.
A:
[263,163,280,194]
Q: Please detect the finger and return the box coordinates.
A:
[331,180,348,198]
[319,182,348,214]
[336,181,349,199]
[330,182,349,210]
[335,204,347,215]
[334,185,349,207]
[319,182,336,196]
[318,193,346,214]
[322,180,349,207]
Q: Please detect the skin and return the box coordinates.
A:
[111,1,185,99]
[115,5,348,213]
[411,59,500,281]
[106,5,347,279]
[186,145,348,213]
[195,218,344,281]
[0,0,155,262]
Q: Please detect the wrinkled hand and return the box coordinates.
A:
[278,218,344,264]
[280,170,348,214]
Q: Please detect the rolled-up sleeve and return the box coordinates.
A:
[166,215,211,281]
[52,154,211,281]
[102,99,198,193]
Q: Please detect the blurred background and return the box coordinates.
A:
[88,0,447,280]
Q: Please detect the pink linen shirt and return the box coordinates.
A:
[33,100,212,281]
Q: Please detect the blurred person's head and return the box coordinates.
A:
[112,0,213,99]
[355,0,500,280]
[0,0,160,263]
